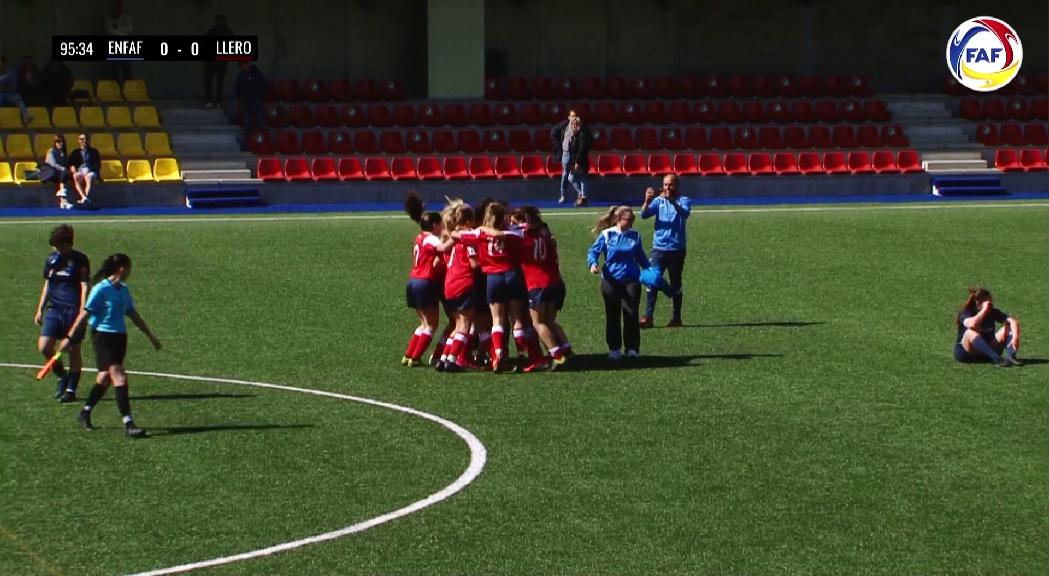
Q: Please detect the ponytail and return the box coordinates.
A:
[405,191,442,232]
[957,286,992,326]
[93,253,131,284]
[592,205,633,234]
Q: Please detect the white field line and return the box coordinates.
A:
[0,363,487,576]
[0,201,1045,226]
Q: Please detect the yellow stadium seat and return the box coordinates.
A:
[64,133,80,147]
[79,106,106,129]
[106,106,134,128]
[0,162,12,184]
[52,107,79,129]
[25,107,51,129]
[100,159,126,182]
[96,80,123,102]
[33,134,56,158]
[0,137,6,158]
[13,161,39,184]
[126,159,153,182]
[117,132,146,157]
[91,133,118,157]
[71,79,94,102]
[0,108,22,129]
[153,157,181,181]
[144,132,173,156]
[133,106,161,128]
[122,80,149,102]
[6,135,34,159]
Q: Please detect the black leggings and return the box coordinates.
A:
[645,249,686,320]
[601,278,641,352]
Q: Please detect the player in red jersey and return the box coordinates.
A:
[402,192,448,367]
[435,200,480,372]
[510,206,573,367]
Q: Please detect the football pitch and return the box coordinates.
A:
[1,201,1046,576]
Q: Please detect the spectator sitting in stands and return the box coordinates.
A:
[41,134,74,209]
[235,61,267,134]
[0,55,33,124]
[41,60,74,108]
[68,134,101,206]
[17,55,42,106]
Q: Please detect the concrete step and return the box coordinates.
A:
[158,108,230,127]
[178,158,255,171]
[904,125,967,138]
[923,159,989,171]
[183,177,262,185]
[888,101,951,118]
[922,151,986,161]
[926,168,1002,175]
[881,94,951,103]
[182,169,254,180]
[908,139,983,150]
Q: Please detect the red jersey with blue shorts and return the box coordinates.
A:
[517,228,562,290]
[410,232,444,281]
[443,244,477,300]
[457,228,523,274]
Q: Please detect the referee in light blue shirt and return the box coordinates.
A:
[640,173,691,328]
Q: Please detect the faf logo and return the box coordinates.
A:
[946,16,1022,92]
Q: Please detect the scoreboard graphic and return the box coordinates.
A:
[53,36,258,62]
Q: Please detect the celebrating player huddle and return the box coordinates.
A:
[402,193,572,373]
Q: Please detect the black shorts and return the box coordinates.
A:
[405,278,440,309]
[528,282,566,311]
[446,288,479,312]
[92,330,128,370]
[954,339,1003,363]
[486,270,528,304]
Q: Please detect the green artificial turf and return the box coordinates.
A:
[0,202,1045,575]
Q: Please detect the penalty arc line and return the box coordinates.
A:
[0,363,487,576]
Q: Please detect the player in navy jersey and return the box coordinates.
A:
[33,225,90,402]
[954,287,1022,366]
[402,192,448,367]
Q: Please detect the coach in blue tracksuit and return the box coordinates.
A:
[640,173,691,328]
[588,206,650,360]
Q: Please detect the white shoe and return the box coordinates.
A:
[204,102,214,109]
[626,350,639,358]
[558,194,566,204]
[608,350,622,361]
[55,187,67,198]
[59,200,74,210]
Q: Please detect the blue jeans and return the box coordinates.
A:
[0,92,29,117]
[560,151,586,198]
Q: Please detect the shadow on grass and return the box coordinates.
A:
[100,392,258,402]
[560,352,782,372]
[149,423,313,437]
[676,320,826,329]
[1017,357,1048,365]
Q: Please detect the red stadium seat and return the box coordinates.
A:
[484,78,503,100]
[1019,149,1047,171]
[735,127,759,150]
[848,75,873,97]
[983,99,1007,121]
[444,104,468,126]
[675,76,700,99]
[504,78,530,100]
[944,75,965,96]
[858,125,883,148]
[354,131,380,154]
[534,128,553,153]
[276,131,302,155]
[629,78,653,99]
[723,153,747,175]
[379,131,406,154]
[862,100,891,122]
[311,157,338,181]
[693,102,717,124]
[433,130,457,153]
[303,79,328,102]
[1000,123,1025,146]
[698,153,725,175]
[752,76,776,98]
[1032,98,1048,121]
[776,76,799,98]
[623,154,647,176]
[315,104,339,127]
[377,80,404,101]
[274,79,300,102]
[959,98,984,121]
[832,126,859,148]
[495,103,518,125]
[590,128,611,151]
[607,76,628,99]
[418,103,443,127]
[1008,75,1034,95]
[897,150,921,173]
[468,103,495,126]
[588,102,614,125]
[815,101,841,123]
[798,76,824,98]
[841,101,864,123]
[703,75,727,98]
[546,155,561,177]
[256,157,283,181]
[354,79,378,102]
[520,155,547,179]
[581,76,605,99]
[636,128,659,151]
[685,127,709,150]
[483,130,509,153]
[621,103,644,125]
[284,157,312,181]
[790,101,815,123]
[975,124,1000,146]
[288,104,314,128]
[710,127,734,150]
[743,101,767,124]
[392,104,417,127]
[391,157,418,180]
[673,153,699,175]
[329,79,352,102]
[783,126,808,149]
[610,128,636,150]
[406,130,433,154]
[543,102,567,124]
[247,131,275,155]
[825,75,848,98]
[1007,99,1032,121]
[417,156,443,180]
[555,77,580,100]
[597,154,624,176]
[798,152,823,174]
[748,152,773,175]
[643,102,668,124]
[871,150,899,174]
[727,75,750,98]
[302,131,327,155]
[457,130,483,153]
[337,157,365,181]
[808,126,832,148]
[717,101,743,124]
[364,104,391,127]
[847,151,875,174]
[773,152,799,175]
[518,102,543,125]
[823,151,849,174]
[767,101,791,124]
[363,157,392,180]
[468,156,497,179]
[1024,124,1048,146]
[508,129,535,153]
[264,104,287,127]
[669,102,692,124]
[758,126,783,149]
[532,77,554,100]
[994,149,1022,171]
[652,76,675,99]
[340,104,365,127]
[660,128,684,150]
[494,156,521,178]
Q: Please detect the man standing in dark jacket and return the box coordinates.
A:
[550,109,592,206]
[234,62,267,133]
[204,15,233,108]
